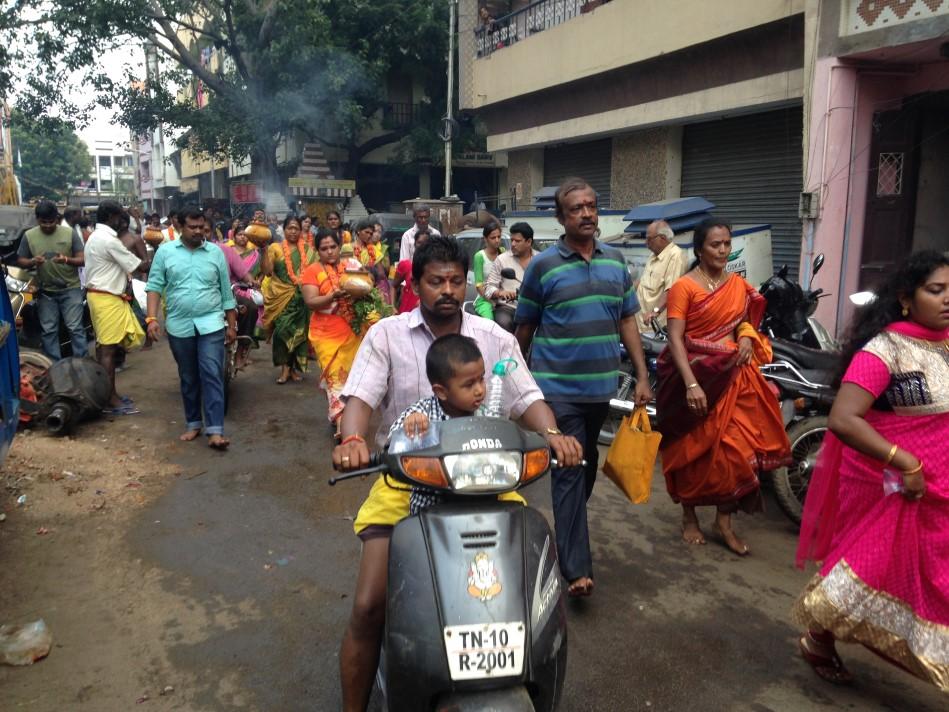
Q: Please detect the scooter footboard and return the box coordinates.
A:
[385,502,566,712]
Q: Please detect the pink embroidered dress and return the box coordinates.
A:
[794,321,949,691]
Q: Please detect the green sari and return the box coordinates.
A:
[262,242,316,370]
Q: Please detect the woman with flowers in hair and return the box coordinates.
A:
[260,215,317,384]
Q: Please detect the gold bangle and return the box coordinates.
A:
[902,462,924,476]
[145,316,158,324]
[883,444,899,466]
[686,382,700,390]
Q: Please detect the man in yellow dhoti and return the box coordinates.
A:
[84,201,145,413]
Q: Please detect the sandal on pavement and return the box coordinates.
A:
[799,633,853,685]
[103,404,140,416]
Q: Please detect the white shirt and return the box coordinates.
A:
[484,249,538,308]
[341,308,542,447]
[84,224,142,296]
[399,224,443,262]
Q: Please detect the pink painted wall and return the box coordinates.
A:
[807,59,949,334]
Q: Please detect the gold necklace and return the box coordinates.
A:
[697,265,726,291]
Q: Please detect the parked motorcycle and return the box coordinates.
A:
[329,416,568,711]
[759,254,837,351]
[754,255,841,523]
[598,324,663,445]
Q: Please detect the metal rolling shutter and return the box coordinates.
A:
[681,106,803,278]
[543,139,613,207]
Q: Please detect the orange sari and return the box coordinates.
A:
[657,275,790,512]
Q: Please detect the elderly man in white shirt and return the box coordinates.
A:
[635,219,687,334]
[397,204,442,262]
[484,221,538,331]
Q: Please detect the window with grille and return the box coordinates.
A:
[876,152,904,196]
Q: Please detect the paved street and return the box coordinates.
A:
[1,342,945,711]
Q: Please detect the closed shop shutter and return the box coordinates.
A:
[544,138,613,207]
[681,106,803,278]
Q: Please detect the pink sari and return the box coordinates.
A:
[794,321,949,691]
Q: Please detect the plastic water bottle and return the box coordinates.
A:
[483,359,518,418]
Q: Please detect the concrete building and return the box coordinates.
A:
[463,0,949,334]
[73,136,137,209]
[462,0,807,274]
[803,0,949,332]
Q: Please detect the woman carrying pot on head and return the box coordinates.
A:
[301,229,365,433]
[794,250,949,689]
[260,215,317,384]
[657,217,790,556]
[473,222,504,319]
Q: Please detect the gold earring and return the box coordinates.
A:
[901,307,909,317]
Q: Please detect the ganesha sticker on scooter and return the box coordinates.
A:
[467,551,502,601]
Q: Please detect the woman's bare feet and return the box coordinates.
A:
[289,369,303,382]
[180,428,201,442]
[714,512,749,556]
[208,434,230,450]
[681,505,706,545]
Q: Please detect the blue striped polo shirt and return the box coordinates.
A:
[514,237,639,403]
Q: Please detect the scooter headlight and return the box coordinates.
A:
[5,276,29,293]
[442,451,522,492]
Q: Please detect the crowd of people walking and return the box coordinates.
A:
[11,176,947,706]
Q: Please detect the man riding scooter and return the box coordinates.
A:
[331,236,583,712]
[483,222,538,333]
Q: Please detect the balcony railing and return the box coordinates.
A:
[382,102,425,128]
[475,0,609,58]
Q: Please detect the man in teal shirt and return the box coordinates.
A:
[145,209,237,450]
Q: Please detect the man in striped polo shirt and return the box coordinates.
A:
[515,178,653,598]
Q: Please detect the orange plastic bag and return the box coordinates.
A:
[603,407,662,504]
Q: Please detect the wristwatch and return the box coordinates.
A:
[543,427,562,436]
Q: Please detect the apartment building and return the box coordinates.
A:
[462,0,949,332]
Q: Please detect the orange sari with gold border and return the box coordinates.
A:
[657,275,790,512]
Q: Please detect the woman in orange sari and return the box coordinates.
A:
[300,229,362,431]
[657,219,790,555]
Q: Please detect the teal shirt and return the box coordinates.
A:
[145,240,236,338]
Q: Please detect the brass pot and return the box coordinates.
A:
[143,226,165,247]
[245,220,272,247]
[340,270,374,298]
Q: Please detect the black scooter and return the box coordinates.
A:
[330,417,568,711]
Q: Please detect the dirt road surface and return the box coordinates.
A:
[0,343,944,711]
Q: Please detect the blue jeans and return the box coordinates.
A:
[167,329,226,436]
[548,400,610,582]
[37,288,88,360]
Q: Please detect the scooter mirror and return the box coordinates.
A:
[849,291,876,307]
[812,254,825,275]
[500,268,517,279]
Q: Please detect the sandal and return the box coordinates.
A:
[799,633,853,685]
[276,375,288,385]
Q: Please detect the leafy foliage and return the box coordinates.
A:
[9,109,92,201]
[0,1,467,189]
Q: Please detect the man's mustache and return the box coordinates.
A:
[435,297,459,306]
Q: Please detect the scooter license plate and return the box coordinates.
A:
[443,621,525,680]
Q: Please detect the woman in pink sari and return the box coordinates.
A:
[794,250,949,691]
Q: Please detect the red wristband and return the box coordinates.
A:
[341,434,365,446]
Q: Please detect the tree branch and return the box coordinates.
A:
[146,1,229,96]
[257,0,279,47]
[222,0,252,81]
[350,128,411,160]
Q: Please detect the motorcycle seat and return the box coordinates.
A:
[771,339,841,372]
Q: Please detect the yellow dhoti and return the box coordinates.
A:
[87,291,144,349]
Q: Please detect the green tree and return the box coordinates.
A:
[9,110,92,202]
[0,1,464,191]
